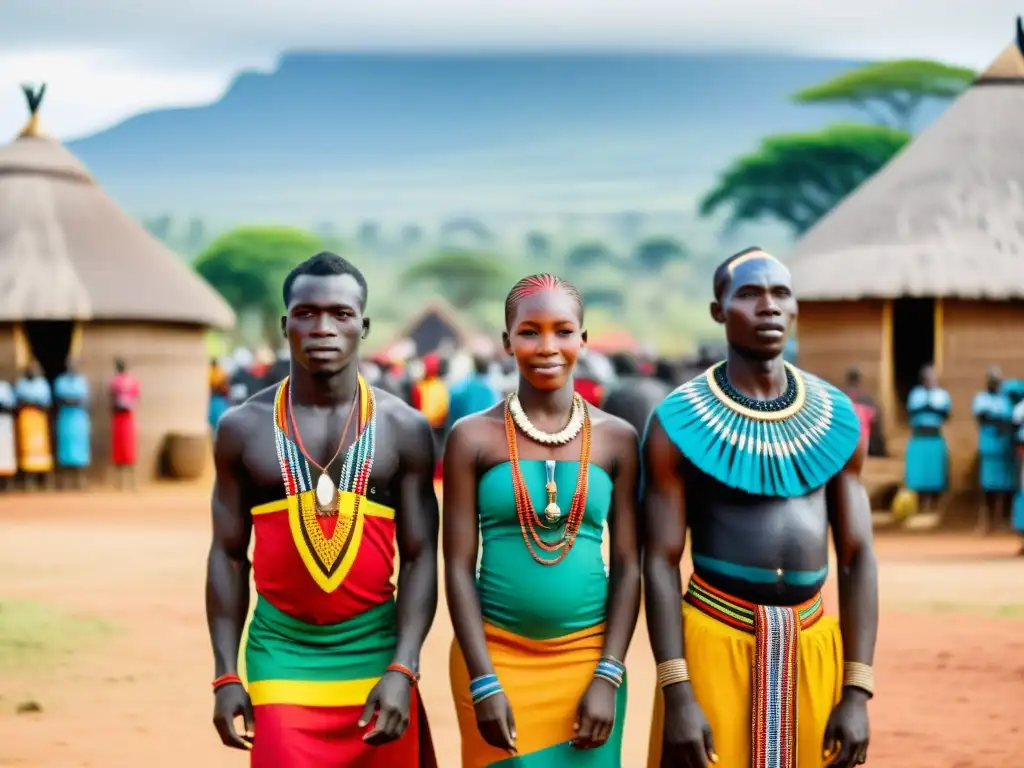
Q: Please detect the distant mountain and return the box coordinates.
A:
[67,52,947,235]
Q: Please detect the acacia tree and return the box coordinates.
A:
[792,60,976,130]
[400,250,511,310]
[700,58,975,236]
[699,123,910,236]
[194,226,323,342]
[633,236,687,274]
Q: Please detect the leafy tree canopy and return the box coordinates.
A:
[633,236,688,273]
[400,249,512,310]
[698,123,910,236]
[791,59,975,129]
[194,226,324,316]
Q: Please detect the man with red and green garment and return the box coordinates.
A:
[205,252,439,766]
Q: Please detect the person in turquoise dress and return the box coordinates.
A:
[1012,394,1024,554]
[904,364,951,513]
[54,360,91,489]
[972,367,1015,531]
[443,273,641,767]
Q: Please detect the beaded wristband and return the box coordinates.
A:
[212,673,242,692]
[843,662,875,697]
[386,663,420,686]
[656,659,690,689]
[469,674,503,705]
[594,656,626,688]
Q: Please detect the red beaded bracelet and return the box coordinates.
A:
[386,663,419,686]
[212,673,243,691]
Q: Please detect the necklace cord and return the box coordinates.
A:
[287,380,360,475]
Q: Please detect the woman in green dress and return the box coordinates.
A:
[443,273,642,767]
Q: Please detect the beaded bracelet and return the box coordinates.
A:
[386,663,420,686]
[469,674,503,705]
[594,656,626,688]
[212,673,242,692]
[843,662,875,698]
[656,659,690,689]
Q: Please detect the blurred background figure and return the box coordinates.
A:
[0,375,15,490]
[447,351,501,430]
[109,358,141,491]
[54,358,92,489]
[15,360,53,491]
[208,357,231,433]
[601,351,670,439]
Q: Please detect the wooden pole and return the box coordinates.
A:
[933,298,944,374]
[13,323,28,370]
[880,299,895,437]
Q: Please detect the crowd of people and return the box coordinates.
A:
[205,249,876,768]
[0,357,141,491]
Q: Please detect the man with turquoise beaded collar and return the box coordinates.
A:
[643,247,878,768]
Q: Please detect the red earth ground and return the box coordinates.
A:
[1,486,1023,767]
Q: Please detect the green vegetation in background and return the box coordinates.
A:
[0,600,117,674]
[700,58,975,236]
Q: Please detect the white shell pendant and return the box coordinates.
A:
[316,472,338,514]
[543,460,561,523]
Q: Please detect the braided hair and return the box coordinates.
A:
[504,273,584,329]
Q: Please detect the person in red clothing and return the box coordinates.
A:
[109,357,140,490]
[572,353,605,407]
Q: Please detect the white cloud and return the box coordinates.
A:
[0,0,1019,138]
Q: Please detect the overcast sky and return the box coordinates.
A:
[0,0,1020,139]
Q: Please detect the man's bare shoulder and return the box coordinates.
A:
[372,385,430,433]
[216,387,275,444]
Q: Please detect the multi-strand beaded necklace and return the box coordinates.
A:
[504,393,591,566]
[272,375,377,515]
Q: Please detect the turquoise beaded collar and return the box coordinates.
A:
[654,361,861,498]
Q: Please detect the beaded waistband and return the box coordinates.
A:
[683,573,823,634]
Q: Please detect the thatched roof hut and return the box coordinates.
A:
[384,299,493,359]
[0,85,234,482]
[787,19,1024,506]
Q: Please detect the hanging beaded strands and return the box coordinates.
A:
[504,391,591,566]
[272,374,377,519]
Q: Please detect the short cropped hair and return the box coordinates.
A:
[282,252,368,308]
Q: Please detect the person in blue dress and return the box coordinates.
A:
[972,368,1015,532]
[54,360,92,489]
[1012,393,1024,554]
[446,353,500,431]
[904,364,951,514]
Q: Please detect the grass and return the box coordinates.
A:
[0,600,118,675]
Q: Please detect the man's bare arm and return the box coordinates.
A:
[642,414,689,667]
[829,437,879,673]
[392,408,440,671]
[205,410,253,678]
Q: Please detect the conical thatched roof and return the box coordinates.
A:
[0,85,234,327]
[787,19,1024,301]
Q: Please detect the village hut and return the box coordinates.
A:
[0,85,235,482]
[384,299,494,359]
[786,19,1024,507]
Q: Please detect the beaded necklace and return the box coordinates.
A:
[712,362,798,413]
[272,375,377,509]
[504,395,591,566]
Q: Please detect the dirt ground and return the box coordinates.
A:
[1,487,1024,768]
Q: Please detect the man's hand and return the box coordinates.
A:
[359,671,413,745]
[573,678,617,749]
[661,685,717,768]
[823,689,870,766]
[212,683,254,750]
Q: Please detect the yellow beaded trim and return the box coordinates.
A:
[704,361,808,422]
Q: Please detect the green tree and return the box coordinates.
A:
[565,242,619,269]
[194,226,323,342]
[699,123,910,236]
[400,250,512,310]
[525,231,551,261]
[633,236,687,273]
[792,59,975,130]
[581,288,625,310]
